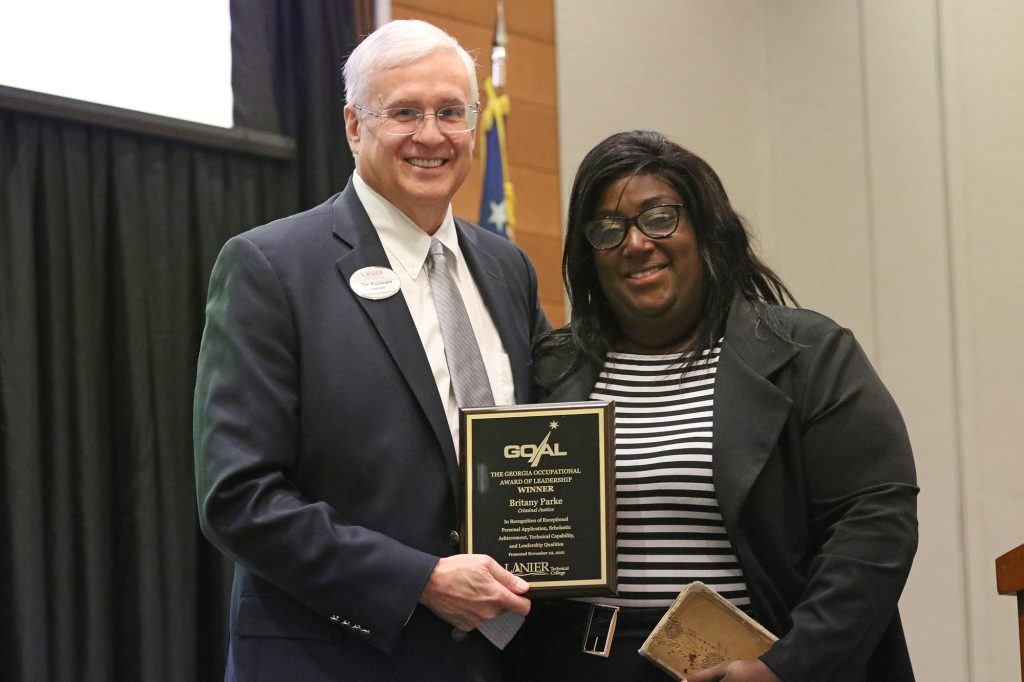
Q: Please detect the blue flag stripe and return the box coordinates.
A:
[479,123,509,238]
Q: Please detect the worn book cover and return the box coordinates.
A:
[639,581,777,678]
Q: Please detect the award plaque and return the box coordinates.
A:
[459,401,616,597]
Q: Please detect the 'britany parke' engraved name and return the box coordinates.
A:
[509,496,563,507]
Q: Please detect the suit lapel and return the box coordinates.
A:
[456,219,532,403]
[331,182,461,502]
[712,298,798,533]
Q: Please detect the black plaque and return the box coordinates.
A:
[459,401,616,597]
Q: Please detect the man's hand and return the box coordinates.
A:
[683,659,781,682]
[419,554,531,631]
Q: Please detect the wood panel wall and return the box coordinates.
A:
[391,0,565,326]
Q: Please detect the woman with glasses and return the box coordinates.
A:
[517,131,918,681]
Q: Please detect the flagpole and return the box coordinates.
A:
[491,1,507,90]
[478,1,516,240]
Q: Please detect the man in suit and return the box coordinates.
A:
[194,19,548,681]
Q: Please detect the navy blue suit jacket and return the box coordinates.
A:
[194,180,548,680]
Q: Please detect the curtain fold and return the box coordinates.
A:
[1,112,295,680]
[232,0,364,208]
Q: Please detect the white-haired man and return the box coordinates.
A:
[195,19,548,681]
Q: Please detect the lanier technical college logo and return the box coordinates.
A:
[503,420,568,467]
[505,560,568,577]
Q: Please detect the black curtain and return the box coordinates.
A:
[0,2,364,679]
[232,0,368,209]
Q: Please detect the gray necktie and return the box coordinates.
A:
[426,239,522,650]
[425,239,494,408]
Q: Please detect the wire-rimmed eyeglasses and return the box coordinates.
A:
[583,204,685,250]
[353,103,480,136]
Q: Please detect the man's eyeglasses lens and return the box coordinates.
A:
[359,104,479,136]
[584,205,683,249]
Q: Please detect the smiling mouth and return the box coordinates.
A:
[407,158,447,168]
[627,265,667,280]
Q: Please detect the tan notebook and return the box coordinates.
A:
[639,582,777,678]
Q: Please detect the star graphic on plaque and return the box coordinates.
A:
[548,420,559,430]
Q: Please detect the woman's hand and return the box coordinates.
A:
[682,658,781,682]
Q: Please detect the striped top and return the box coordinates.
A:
[584,345,750,610]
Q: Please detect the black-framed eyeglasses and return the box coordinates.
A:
[353,103,480,136]
[582,204,684,250]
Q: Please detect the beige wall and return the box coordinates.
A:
[939,1,1024,677]
[556,0,1023,679]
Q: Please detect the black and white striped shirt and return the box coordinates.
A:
[585,345,750,610]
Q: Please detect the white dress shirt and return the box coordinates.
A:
[352,173,516,454]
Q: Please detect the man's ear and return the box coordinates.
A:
[343,104,361,154]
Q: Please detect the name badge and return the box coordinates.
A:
[350,266,400,300]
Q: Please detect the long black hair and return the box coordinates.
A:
[537,130,795,382]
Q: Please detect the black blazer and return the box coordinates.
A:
[194,180,548,680]
[534,297,918,681]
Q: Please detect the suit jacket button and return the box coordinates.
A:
[448,530,460,547]
[450,627,468,642]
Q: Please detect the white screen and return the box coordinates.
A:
[0,0,233,128]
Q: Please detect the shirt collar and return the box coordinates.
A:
[352,171,459,279]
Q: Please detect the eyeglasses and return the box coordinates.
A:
[353,103,480,136]
[582,204,684,250]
